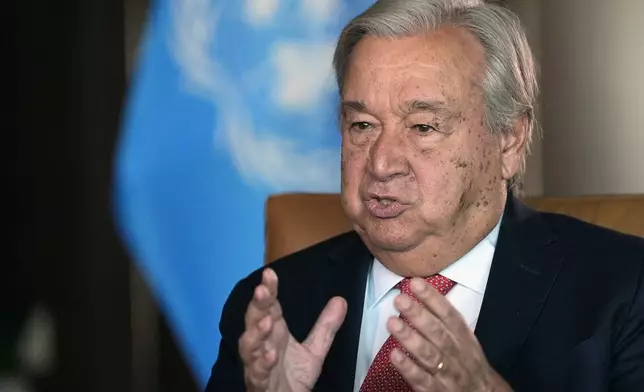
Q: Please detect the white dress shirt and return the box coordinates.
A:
[352,219,502,392]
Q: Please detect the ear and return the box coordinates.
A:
[500,116,529,182]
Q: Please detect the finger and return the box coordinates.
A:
[251,346,278,379]
[402,280,485,374]
[260,268,284,322]
[390,348,444,392]
[239,314,273,363]
[387,317,444,374]
[409,278,470,336]
[388,317,470,391]
[262,268,279,297]
[303,296,347,359]
[244,269,280,326]
[244,347,278,390]
[395,292,460,360]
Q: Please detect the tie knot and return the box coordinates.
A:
[396,275,456,297]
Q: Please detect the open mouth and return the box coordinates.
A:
[364,196,407,219]
[375,197,395,205]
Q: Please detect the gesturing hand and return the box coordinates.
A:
[239,268,348,392]
[388,278,513,392]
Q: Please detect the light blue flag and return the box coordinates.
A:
[116,0,374,387]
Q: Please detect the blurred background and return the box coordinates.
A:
[8,0,643,391]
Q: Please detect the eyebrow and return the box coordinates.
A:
[340,100,367,113]
[340,99,451,117]
[404,99,450,116]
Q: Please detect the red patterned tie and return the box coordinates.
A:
[359,275,456,392]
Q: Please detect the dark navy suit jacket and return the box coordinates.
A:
[206,197,644,391]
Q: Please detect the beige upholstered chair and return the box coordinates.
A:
[265,194,644,264]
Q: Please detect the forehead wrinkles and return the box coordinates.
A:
[343,30,485,108]
[349,56,460,113]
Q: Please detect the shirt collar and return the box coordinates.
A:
[368,215,502,308]
[440,217,501,294]
[368,258,405,310]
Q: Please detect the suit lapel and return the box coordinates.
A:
[314,232,372,392]
[475,196,564,377]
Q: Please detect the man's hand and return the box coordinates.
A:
[239,268,347,392]
[387,278,513,392]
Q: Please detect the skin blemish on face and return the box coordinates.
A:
[458,192,466,210]
[451,156,469,169]
[457,179,474,212]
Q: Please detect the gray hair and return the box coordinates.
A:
[333,0,538,192]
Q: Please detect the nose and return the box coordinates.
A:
[368,129,409,182]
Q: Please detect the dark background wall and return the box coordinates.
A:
[15,0,131,389]
[13,0,198,390]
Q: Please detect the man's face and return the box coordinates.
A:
[340,28,522,272]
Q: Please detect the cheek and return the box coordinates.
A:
[341,147,366,193]
[411,155,456,200]
[414,162,467,224]
[469,142,505,205]
[476,136,504,177]
[412,146,480,209]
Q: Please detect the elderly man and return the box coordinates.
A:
[206,0,644,391]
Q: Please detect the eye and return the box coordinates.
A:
[413,124,437,134]
[350,122,372,131]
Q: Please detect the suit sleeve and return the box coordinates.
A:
[205,277,256,392]
[610,256,644,391]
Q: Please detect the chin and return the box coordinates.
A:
[356,217,423,253]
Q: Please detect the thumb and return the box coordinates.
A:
[303,297,347,359]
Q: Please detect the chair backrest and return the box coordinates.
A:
[265,194,644,264]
